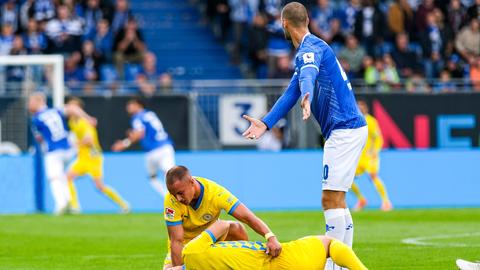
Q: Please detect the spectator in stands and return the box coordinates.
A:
[455,18,480,65]
[80,40,103,83]
[406,72,431,92]
[20,0,34,31]
[1,0,20,33]
[338,0,361,34]
[266,15,291,78]
[111,0,132,34]
[45,4,84,54]
[324,18,346,50]
[7,35,28,83]
[272,55,293,79]
[415,0,436,34]
[81,0,105,39]
[466,0,480,21]
[433,70,456,93]
[471,57,480,91]
[383,53,401,86]
[206,0,230,42]
[64,52,86,90]
[420,11,446,78]
[339,35,365,77]
[135,52,162,96]
[113,18,145,80]
[32,0,55,22]
[391,32,421,77]
[23,18,47,54]
[228,0,250,64]
[387,0,414,38]
[447,0,467,34]
[0,24,14,56]
[92,19,113,63]
[445,54,465,78]
[248,13,268,78]
[310,0,335,41]
[364,56,400,92]
[354,0,385,57]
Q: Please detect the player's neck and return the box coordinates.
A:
[291,28,310,49]
[191,180,201,201]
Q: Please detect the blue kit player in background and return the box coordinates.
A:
[28,92,95,215]
[242,2,367,269]
[112,97,176,197]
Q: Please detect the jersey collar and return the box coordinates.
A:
[299,32,311,48]
[191,179,204,210]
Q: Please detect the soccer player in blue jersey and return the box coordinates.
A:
[112,98,176,197]
[28,92,95,215]
[242,3,367,269]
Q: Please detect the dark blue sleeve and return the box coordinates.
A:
[262,73,300,129]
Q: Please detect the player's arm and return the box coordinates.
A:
[370,120,384,157]
[63,104,96,126]
[167,224,185,266]
[111,119,145,152]
[230,204,282,257]
[242,74,300,139]
[298,52,321,121]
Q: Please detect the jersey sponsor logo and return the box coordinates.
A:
[202,213,213,221]
[302,52,315,64]
[165,208,175,219]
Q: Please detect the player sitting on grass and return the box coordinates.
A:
[166,219,368,270]
[351,100,393,211]
[163,166,282,269]
[66,97,130,214]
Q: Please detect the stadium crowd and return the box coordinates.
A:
[0,0,171,95]
[204,0,480,92]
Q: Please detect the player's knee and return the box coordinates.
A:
[322,191,345,209]
[226,221,248,241]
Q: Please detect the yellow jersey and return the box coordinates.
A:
[183,231,326,270]
[69,117,102,160]
[362,114,383,158]
[164,177,240,243]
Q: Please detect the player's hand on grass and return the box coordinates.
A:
[242,115,267,140]
[301,93,311,120]
[266,236,282,258]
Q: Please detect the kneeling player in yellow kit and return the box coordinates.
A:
[166,220,368,270]
[351,100,392,211]
[66,98,130,213]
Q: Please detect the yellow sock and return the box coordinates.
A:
[371,176,390,202]
[102,186,129,209]
[329,239,368,270]
[68,180,80,210]
[351,182,364,200]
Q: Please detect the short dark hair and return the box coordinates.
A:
[281,2,308,27]
[166,166,190,186]
[128,97,146,108]
[66,96,85,108]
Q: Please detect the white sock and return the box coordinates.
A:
[50,179,69,214]
[150,178,167,197]
[344,208,354,247]
[324,208,346,270]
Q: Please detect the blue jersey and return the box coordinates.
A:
[131,110,172,152]
[263,34,365,139]
[31,108,70,152]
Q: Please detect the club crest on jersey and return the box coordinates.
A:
[202,213,213,221]
[165,208,175,219]
[303,52,315,64]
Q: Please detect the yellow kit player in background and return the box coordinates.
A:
[351,100,392,211]
[166,220,368,270]
[66,98,130,213]
[163,166,282,269]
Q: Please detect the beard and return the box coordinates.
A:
[283,28,291,41]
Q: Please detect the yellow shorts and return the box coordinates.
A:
[355,156,379,177]
[69,156,103,179]
[270,236,326,270]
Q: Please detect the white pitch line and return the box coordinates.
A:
[402,232,480,247]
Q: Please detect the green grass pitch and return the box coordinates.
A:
[1,209,479,269]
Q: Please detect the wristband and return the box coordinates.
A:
[122,138,131,148]
[265,232,276,240]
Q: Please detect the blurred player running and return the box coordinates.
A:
[166,220,368,270]
[163,165,282,269]
[112,98,175,197]
[242,3,367,269]
[66,97,130,213]
[351,100,393,211]
[28,92,93,215]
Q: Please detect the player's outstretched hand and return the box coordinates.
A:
[266,236,282,258]
[301,93,311,120]
[111,140,126,152]
[242,115,267,140]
